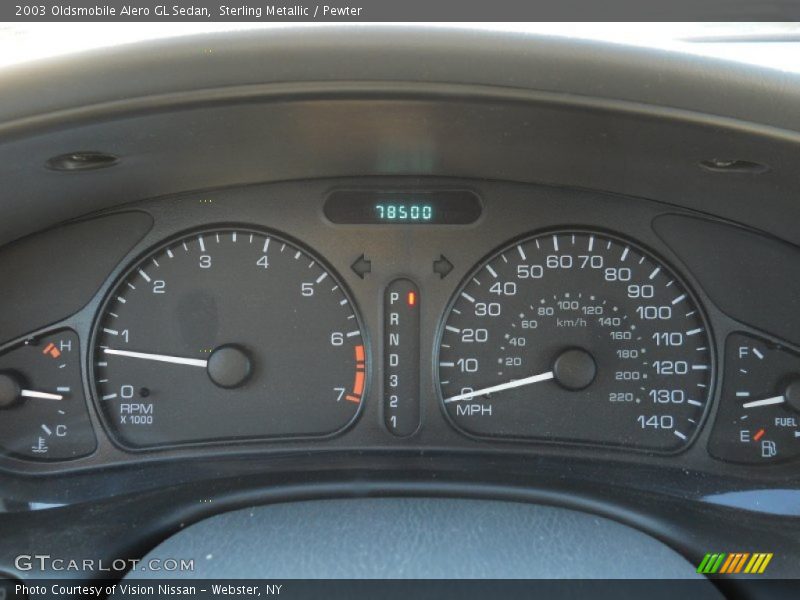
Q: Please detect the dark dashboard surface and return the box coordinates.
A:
[1,27,799,587]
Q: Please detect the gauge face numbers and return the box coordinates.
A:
[437,231,713,451]
[93,229,367,448]
[708,333,800,464]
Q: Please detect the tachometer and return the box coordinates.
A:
[93,228,367,448]
[437,231,713,451]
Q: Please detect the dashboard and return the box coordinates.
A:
[1,26,799,589]
[3,176,800,474]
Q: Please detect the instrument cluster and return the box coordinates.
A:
[0,178,798,474]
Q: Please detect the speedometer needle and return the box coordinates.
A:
[742,395,785,409]
[444,371,554,403]
[104,348,209,368]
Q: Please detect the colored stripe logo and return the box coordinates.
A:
[697,552,773,574]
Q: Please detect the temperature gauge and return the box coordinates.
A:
[709,333,800,464]
[0,330,96,461]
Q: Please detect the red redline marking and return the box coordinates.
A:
[753,428,766,442]
[353,371,365,396]
[349,345,366,401]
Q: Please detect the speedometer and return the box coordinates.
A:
[437,231,713,452]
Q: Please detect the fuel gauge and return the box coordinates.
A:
[709,333,800,464]
[0,330,96,461]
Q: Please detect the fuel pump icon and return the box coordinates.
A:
[761,440,777,458]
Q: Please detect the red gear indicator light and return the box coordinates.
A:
[384,279,421,437]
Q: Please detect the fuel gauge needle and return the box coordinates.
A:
[444,371,554,403]
[104,348,208,368]
[742,395,785,409]
[20,389,64,401]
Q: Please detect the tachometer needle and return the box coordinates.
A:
[104,348,209,368]
[20,389,64,401]
[742,395,785,409]
[444,371,554,403]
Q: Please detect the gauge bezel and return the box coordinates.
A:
[433,226,717,455]
[88,224,371,452]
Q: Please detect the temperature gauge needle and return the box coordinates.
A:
[742,395,785,409]
[104,348,209,368]
[444,371,554,403]
[20,389,64,401]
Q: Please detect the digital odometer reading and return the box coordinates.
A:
[375,203,434,222]
[324,190,481,224]
[93,229,367,448]
[437,231,713,451]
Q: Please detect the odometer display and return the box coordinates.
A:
[324,190,482,224]
[437,231,713,451]
[93,228,367,448]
